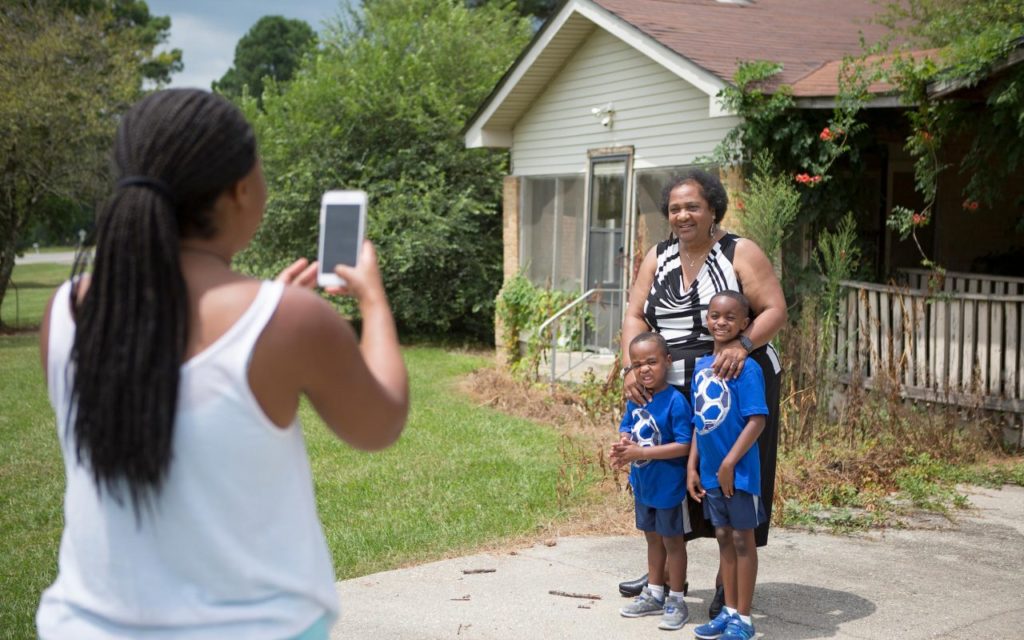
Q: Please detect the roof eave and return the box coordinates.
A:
[463,0,732,150]
[793,94,907,109]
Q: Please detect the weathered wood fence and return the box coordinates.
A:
[833,274,1024,413]
[897,268,1024,297]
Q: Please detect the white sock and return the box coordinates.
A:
[739,614,752,625]
[648,584,665,600]
[724,606,737,616]
[669,590,685,600]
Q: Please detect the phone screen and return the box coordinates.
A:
[320,203,362,274]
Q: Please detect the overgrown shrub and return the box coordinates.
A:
[495,272,590,380]
[235,0,532,341]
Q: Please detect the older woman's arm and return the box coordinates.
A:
[621,246,658,404]
[712,238,788,379]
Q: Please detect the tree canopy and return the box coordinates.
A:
[466,0,559,23]
[238,0,532,340]
[46,0,183,85]
[213,15,317,102]
[0,1,177,324]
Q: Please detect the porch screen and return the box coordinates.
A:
[521,175,585,291]
[634,168,686,254]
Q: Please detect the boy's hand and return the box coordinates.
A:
[615,440,645,465]
[717,462,736,497]
[687,467,705,502]
[609,435,631,469]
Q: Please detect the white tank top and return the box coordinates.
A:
[37,281,339,639]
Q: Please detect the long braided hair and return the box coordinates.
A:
[69,89,257,513]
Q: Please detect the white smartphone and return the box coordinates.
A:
[317,190,367,288]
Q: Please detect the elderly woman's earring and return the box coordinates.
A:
[709,222,716,238]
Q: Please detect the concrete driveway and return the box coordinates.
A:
[332,485,1024,639]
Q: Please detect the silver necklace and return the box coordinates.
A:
[680,239,713,270]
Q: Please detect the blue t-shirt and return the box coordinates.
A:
[618,386,693,509]
[691,355,768,495]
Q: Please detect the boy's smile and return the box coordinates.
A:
[707,295,749,343]
[627,340,672,393]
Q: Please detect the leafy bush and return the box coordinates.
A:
[495,272,590,379]
[732,151,801,271]
[236,0,532,340]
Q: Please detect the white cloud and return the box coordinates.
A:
[160,13,241,90]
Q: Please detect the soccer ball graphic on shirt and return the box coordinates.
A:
[693,368,731,435]
[629,407,661,468]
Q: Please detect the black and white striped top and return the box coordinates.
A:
[642,233,781,392]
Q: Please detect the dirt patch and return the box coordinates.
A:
[458,365,638,541]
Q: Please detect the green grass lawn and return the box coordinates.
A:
[0,337,578,638]
[1,263,71,330]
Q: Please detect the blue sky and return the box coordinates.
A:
[148,0,351,90]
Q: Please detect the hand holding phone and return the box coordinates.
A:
[317,190,367,288]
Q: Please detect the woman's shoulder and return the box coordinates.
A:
[654,237,677,256]
[727,234,769,261]
[272,284,344,335]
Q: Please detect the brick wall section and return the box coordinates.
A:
[496,175,521,363]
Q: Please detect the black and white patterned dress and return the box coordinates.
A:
[642,232,782,546]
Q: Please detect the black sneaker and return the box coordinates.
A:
[618,574,689,598]
[708,584,725,619]
[618,573,648,598]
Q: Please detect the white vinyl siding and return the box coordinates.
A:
[511,27,740,176]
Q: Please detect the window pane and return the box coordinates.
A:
[554,176,584,292]
[635,168,686,254]
[591,160,627,226]
[521,177,556,286]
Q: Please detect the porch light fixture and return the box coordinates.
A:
[591,102,615,128]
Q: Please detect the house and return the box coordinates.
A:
[465,0,896,350]
[465,0,1023,426]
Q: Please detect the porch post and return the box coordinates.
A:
[496,175,521,364]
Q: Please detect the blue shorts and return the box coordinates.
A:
[702,488,767,531]
[635,500,688,537]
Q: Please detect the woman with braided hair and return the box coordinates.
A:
[36,89,408,639]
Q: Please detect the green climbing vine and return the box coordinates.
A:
[495,272,592,380]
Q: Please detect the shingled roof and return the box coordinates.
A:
[465,0,903,148]
[592,0,891,90]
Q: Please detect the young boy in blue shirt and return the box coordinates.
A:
[688,291,768,640]
[611,332,693,631]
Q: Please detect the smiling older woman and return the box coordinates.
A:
[617,168,786,618]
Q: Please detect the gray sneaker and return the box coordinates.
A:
[658,595,689,630]
[619,586,664,618]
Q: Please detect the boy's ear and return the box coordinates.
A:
[740,316,751,331]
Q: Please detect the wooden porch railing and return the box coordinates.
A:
[833,279,1024,413]
[897,268,1024,296]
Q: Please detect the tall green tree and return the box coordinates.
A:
[47,0,183,85]
[213,15,317,102]
[0,4,140,322]
[238,0,531,340]
[466,0,558,23]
